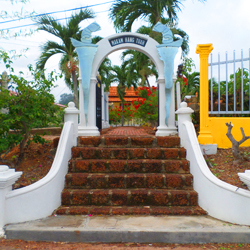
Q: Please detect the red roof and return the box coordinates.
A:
[109,86,140,103]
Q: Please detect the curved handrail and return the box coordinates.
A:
[181,120,250,225]
[5,121,75,224]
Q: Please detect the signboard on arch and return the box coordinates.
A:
[109,35,148,47]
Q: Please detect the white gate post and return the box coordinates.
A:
[156,77,178,136]
[78,75,86,128]
[0,165,22,236]
[101,84,105,128]
[78,77,100,136]
[105,91,110,128]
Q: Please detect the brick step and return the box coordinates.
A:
[62,189,198,207]
[55,205,207,216]
[71,147,186,160]
[65,173,193,189]
[69,159,190,174]
[78,136,180,148]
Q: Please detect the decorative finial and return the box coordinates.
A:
[68,102,75,108]
[153,22,173,44]
[153,22,183,47]
[80,22,101,44]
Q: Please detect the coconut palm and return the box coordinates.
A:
[122,49,158,89]
[120,19,187,90]
[35,9,95,108]
[98,57,115,92]
[110,64,139,125]
[110,0,206,32]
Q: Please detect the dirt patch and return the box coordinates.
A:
[0,137,59,189]
[0,240,250,249]
[207,147,250,190]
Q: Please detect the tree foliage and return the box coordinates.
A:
[109,86,158,126]
[0,50,61,167]
[132,86,158,126]
[177,57,200,100]
[35,9,95,108]
[110,0,206,32]
[59,93,74,105]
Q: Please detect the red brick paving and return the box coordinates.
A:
[105,126,149,136]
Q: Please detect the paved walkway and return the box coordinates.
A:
[5,215,250,244]
[104,126,150,136]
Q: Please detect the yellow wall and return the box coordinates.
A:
[207,117,250,148]
[196,44,250,149]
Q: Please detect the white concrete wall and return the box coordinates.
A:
[5,121,76,224]
[2,103,79,226]
[177,103,250,225]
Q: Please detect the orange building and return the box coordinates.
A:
[108,86,140,108]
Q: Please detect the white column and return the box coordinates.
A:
[78,78,100,136]
[78,80,86,127]
[156,78,178,136]
[105,92,110,128]
[167,76,178,133]
[176,81,181,110]
[156,78,167,133]
[101,84,105,128]
[0,165,22,236]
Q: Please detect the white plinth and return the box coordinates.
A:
[78,126,100,136]
[156,125,178,136]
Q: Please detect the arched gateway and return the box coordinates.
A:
[71,22,182,136]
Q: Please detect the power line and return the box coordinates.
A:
[1,10,109,31]
[0,1,114,25]
[54,86,70,99]
[0,41,38,47]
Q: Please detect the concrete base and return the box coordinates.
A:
[200,144,217,155]
[156,126,178,136]
[102,122,110,129]
[5,215,250,244]
[0,229,5,238]
[78,126,100,136]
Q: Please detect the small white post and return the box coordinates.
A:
[176,81,181,110]
[0,165,22,236]
[175,102,194,146]
[101,84,105,128]
[104,91,110,128]
[64,102,79,146]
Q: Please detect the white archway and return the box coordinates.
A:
[78,32,177,136]
[91,33,165,79]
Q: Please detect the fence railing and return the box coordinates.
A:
[209,49,250,115]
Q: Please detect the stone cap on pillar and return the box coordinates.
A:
[0,165,22,189]
[64,102,79,114]
[175,102,194,115]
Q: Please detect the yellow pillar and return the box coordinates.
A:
[196,44,214,144]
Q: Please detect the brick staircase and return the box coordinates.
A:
[55,135,206,216]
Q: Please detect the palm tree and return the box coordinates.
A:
[35,9,95,108]
[120,20,187,91]
[110,64,139,125]
[109,0,206,32]
[98,57,115,92]
[122,49,158,89]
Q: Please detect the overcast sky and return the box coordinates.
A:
[1,0,250,101]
